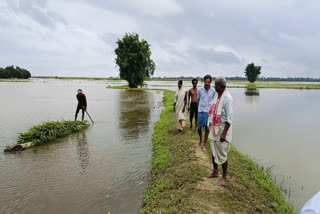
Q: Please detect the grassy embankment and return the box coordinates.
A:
[0,79,30,82]
[32,76,122,81]
[4,121,89,152]
[107,81,320,90]
[32,76,320,89]
[228,81,320,90]
[142,90,295,213]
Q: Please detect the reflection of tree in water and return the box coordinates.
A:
[119,90,151,140]
[76,131,90,173]
[245,88,260,96]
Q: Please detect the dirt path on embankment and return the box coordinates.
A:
[141,90,295,214]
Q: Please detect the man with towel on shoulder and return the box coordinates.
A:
[207,77,233,187]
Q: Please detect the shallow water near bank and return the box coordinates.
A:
[0,79,163,214]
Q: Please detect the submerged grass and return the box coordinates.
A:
[228,81,320,90]
[0,79,30,82]
[17,121,89,146]
[142,90,295,213]
[32,76,122,81]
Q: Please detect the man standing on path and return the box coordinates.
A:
[207,77,233,187]
[188,79,198,130]
[75,89,87,121]
[197,75,215,152]
[174,80,188,134]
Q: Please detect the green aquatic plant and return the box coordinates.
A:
[17,121,89,146]
[4,121,89,152]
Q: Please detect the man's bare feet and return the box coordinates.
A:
[220,176,227,187]
[207,170,219,178]
[202,146,207,152]
[198,141,202,147]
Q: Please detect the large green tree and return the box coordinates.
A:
[0,65,31,79]
[245,63,262,83]
[114,33,155,88]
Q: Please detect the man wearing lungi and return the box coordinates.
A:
[207,77,233,187]
[187,79,198,129]
[197,75,215,152]
[174,80,187,134]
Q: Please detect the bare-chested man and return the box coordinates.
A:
[187,79,198,129]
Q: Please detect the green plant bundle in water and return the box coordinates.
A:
[5,121,89,152]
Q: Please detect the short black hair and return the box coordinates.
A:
[191,79,198,83]
[178,80,183,85]
[204,75,212,82]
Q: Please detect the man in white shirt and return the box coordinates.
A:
[207,77,233,187]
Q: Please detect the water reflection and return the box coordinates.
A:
[245,88,260,96]
[75,131,90,173]
[118,90,151,140]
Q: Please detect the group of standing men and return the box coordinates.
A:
[174,75,233,186]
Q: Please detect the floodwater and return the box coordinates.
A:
[1,79,319,212]
[230,88,320,210]
[147,80,319,210]
[0,79,163,214]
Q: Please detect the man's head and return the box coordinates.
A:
[77,89,83,94]
[178,80,183,89]
[203,75,212,89]
[191,79,198,88]
[214,76,227,94]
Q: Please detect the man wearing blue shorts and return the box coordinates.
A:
[197,75,215,152]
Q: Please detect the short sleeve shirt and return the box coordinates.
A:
[197,87,215,112]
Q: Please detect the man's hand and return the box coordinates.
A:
[220,133,226,142]
[182,107,185,113]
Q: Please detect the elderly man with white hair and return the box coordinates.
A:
[207,76,233,187]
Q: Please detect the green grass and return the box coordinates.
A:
[107,85,130,89]
[0,79,30,82]
[106,85,164,91]
[142,90,296,213]
[17,121,89,146]
[142,90,206,213]
[32,76,122,81]
[228,81,320,90]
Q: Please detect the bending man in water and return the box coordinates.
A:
[188,79,198,129]
[197,75,215,152]
[207,77,233,187]
[75,89,87,121]
[174,80,187,134]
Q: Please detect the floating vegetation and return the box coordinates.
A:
[4,121,89,152]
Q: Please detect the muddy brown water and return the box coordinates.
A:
[0,79,163,214]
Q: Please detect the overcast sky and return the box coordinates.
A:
[0,0,319,78]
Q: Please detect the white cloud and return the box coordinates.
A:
[127,0,183,16]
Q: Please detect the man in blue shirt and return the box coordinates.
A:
[197,75,215,152]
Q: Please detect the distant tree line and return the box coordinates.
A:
[0,65,31,79]
[227,76,320,82]
[150,76,320,82]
